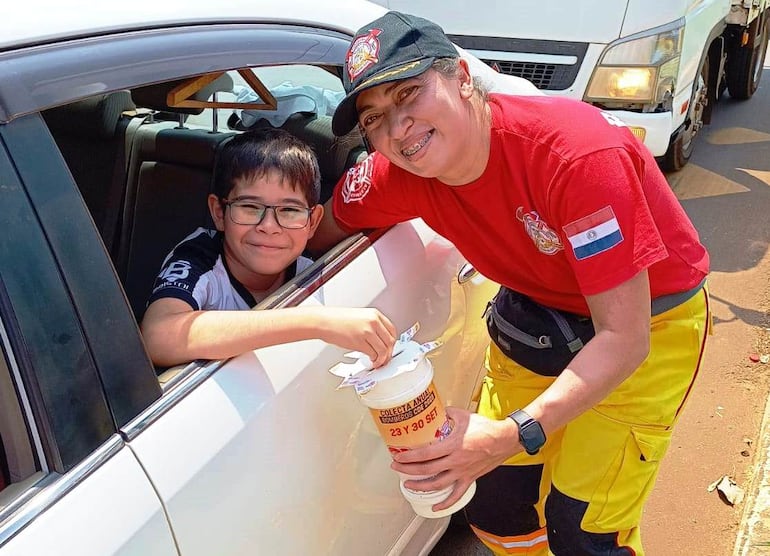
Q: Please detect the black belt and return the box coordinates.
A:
[651,277,707,316]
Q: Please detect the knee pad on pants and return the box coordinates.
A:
[545,486,634,555]
[465,464,543,536]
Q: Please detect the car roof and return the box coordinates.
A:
[1,0,387,50]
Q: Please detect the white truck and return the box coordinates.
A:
[371,0,770,171]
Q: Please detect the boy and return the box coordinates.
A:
[141,128,395,368]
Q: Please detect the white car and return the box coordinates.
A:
[0,2,535,555]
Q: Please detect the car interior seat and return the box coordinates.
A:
[279,112,368,204]
[42,91,139,254]
[119,75,237,320]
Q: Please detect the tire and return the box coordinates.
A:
[727,10,770,100]
[659,53,710,172]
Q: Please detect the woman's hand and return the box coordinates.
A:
[390,407,521,511]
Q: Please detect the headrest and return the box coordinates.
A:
[43,91,135,139]
[131,73,235,115]
[280,113,365,184]
[149,128,236,170]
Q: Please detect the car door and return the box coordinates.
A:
[125,220,496,556]
[0,116,177,556]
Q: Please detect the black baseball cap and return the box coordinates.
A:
[331,11,458,136]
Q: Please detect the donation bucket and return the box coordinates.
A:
[330,325,476,518]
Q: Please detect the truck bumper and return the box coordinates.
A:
[608,110,673,156]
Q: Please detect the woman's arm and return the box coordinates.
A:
[389,270,652,510]
[525,268,651,434]
[305,199,353,257]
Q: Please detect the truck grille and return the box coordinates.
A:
[447,35,588,91]
[481,60,570,90]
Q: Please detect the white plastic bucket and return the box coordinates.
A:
[357,341,476,518]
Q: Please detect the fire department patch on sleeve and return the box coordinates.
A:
[563,206,623,260]
[342,153,375,203]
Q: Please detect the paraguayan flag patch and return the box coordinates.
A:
[563,206,623,260]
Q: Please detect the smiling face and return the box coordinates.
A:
[208,170,323,293]
[355,60,488,185]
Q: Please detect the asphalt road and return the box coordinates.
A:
[429,61,770,556]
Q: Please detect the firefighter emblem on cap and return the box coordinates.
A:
[346,29,382,82]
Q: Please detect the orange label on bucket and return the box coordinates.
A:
[368,381,452,455]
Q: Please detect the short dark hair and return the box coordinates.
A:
[213,128,321,205]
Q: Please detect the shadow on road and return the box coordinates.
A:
[668,96,770,276]
[710,293,770,327]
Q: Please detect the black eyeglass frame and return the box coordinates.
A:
[220,197,315,229]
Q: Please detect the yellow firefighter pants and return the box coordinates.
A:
[468,286,710,555]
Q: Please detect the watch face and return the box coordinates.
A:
[520,421,546,455]
[510,410,546,455]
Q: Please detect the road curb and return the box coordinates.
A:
[733,375,770,555]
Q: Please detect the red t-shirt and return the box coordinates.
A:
[332,94,709,315]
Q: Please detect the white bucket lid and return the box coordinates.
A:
[357,342,433,407]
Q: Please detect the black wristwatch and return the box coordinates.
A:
[508,409,547,455]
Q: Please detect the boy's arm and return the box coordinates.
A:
[306,199,354,257]
[140,297,397,368]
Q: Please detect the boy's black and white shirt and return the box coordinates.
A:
[148,228,313,310]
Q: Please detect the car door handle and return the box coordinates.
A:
[457,263,478,284]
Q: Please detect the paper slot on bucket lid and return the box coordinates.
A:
[328,323,441,394]
[338,340,441,395]
[327,322,421,377]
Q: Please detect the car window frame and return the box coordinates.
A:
[0,128,119,473]
[1,114,162,429]
[0,23,353,123]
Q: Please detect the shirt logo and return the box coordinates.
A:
[516,207,563,255]
[159,260,192,282]
[600,111,627,128]
[342,153,375,203]
[563,206,624,260]
[346,29,381,82]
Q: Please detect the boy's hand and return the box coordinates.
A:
[322,308,397,368]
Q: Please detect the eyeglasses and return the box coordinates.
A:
[221,199,313,229]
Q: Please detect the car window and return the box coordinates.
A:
[254,64,345,91]
[185,65,346,130]
[40,66,366,368]
[0,116,129,526]
[0,23,364,409]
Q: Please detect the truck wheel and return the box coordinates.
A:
[660,53,710,172]
[727,10,769,100]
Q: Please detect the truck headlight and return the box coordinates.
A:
[585,21,683,104]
